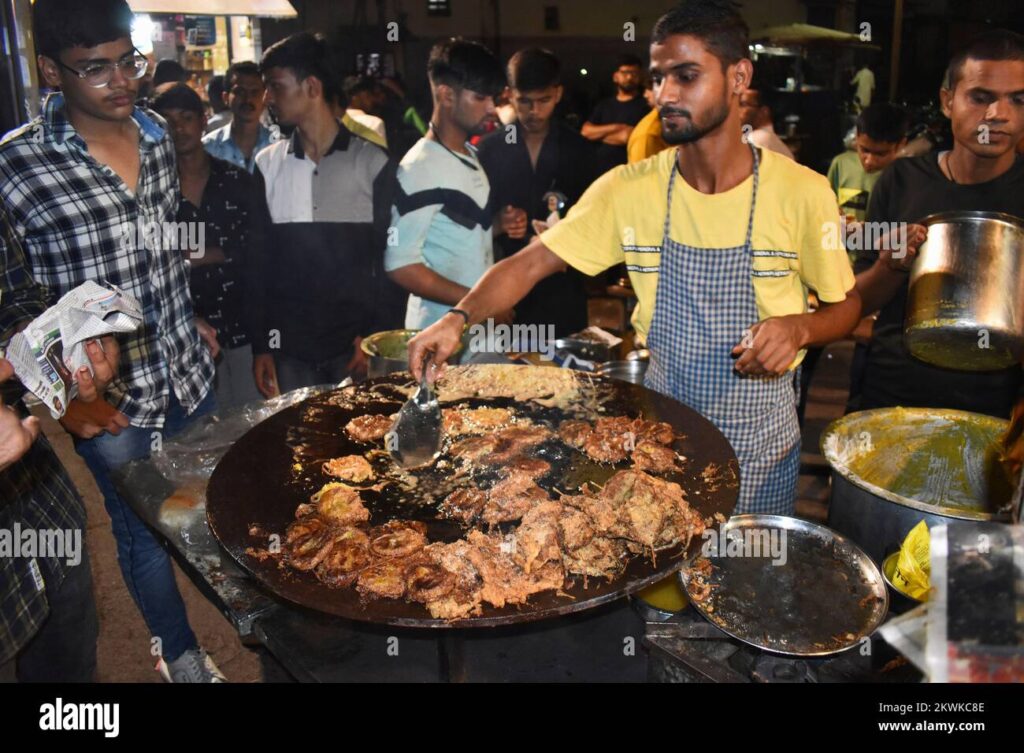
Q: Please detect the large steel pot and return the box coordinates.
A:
[905,210,1024,370]
[821,407,1014,563]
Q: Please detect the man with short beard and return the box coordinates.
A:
[386,38,518,335]
[408,1,861,516]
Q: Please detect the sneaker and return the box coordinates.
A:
[156,649,227,683]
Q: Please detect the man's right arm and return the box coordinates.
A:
[387,264,471,307]
[407,239,566,377]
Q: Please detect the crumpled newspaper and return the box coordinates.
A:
[1,281,142,417]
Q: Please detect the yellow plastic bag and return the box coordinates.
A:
[891,521,931,601]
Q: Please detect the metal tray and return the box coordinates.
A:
[682,515,889,656]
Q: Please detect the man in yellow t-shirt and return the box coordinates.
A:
[408,1,861,515]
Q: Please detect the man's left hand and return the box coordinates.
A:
[731,316,806,376]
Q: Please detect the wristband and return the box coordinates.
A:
[447,308,470,327]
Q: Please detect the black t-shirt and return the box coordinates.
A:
[177,157,262,350]
[856,153,1024,418]
[477,121,596,337]
[587,95,650,176]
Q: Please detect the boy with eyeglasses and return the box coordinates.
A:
[0,0,224,682]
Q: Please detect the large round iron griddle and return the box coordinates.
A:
[207,369,739,628]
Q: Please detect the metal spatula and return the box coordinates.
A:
[387,353,442,469]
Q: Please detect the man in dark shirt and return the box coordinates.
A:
[855,30,1024,419]
[477,48,595,337]
[582,54,650,176]
[251,33,403,395]
[154,84,266,409]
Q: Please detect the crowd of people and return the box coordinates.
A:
[2,0,1024,684]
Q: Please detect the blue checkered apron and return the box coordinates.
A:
[644,146,800,515]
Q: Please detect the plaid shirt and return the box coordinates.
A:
[0,93,214,429]
[0,201,87,665]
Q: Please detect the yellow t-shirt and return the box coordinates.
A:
[540,147,854,368]
[627,108,669,163]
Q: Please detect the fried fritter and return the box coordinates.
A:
[464,529,564,608]
[345,414,392,442]
[558,419,593,448]
[369,520,428,558]
[562,536,628,579]
[487,424,555,464]
[315,528,371,588]
[438,487,488,524]
[284,516,336,571]
[442,406,515,437]
[557,504,597,551]
[322,455,375,483]
[501,457,551,480]
[403,556,457,603]
[600,470,704,550]
[449,435,501,463]
[480,473,549,526]
[582,431,630,463]
[631,440,679,473]
[514,501,564,574]
[420,541,484,620]
[312,482,370,526]
[356,559,408,599]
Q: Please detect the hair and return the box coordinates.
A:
[651,0,749,70]
[856,102,910,143]
[261,32,344,105]
[507,48,561,92]
[32,0,134,60]
[207,75,226,106]
[343,74,380,97]
[945,29,1024,90]
[427,38,506,98]
[152,84,205,118]
[153,59,187,88]
[225,61,261,90]
[616,53,644,70]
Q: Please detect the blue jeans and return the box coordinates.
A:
[74,388,216,662]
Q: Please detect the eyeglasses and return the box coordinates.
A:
[56,49,149,89]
